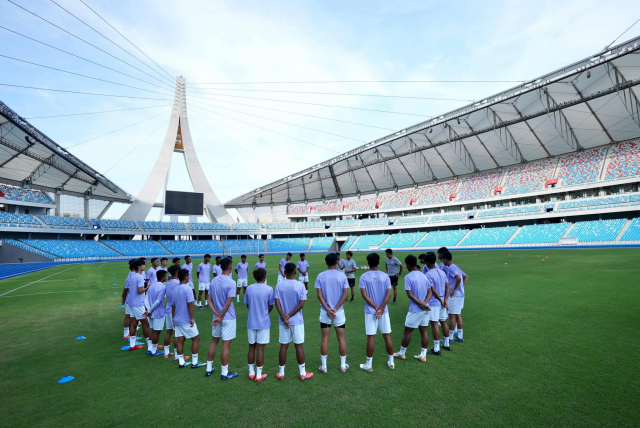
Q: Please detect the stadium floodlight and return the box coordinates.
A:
[321,194,326,202]
[429,128,433,134]
[287,198,292,206]
[587,70,591,78]
[304,198,308,204]
[270,202,274,208]
[457,118,461,125]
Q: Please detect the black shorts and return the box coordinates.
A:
[389,275,398,286]
[347,278,355,287]
[320,322,346,329]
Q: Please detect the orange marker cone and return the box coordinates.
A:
[505,263,508,265]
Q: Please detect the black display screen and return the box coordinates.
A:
[164,191,203,216]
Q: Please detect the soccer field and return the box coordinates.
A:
[1,248,639,427]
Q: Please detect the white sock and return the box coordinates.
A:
[236,295,240,302]
[124,327,129,336]
[298,363,306,376]
[249,364,255,376]
[221,364,228,376]
[340,355,347,368]
[449,332,454,341]
[434,341,440,352]
[206,361,213,371]
[458,329,463,339]
[178,354,185,365]
[388,354,394,365]
[257,366,263,377]
[129,336,136,348]
[398,346,407,356]
[420,348,427,358]
[146,337,151,347]
[164,346,170,356]
[444,337,450,347]
[365,356,372,369]
[192,354,198,365]
[320,355,327,370]
[279,365,285,376]
[455,323,458,333]
[152,343,158,353]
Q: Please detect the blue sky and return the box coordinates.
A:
[1,0,639,220]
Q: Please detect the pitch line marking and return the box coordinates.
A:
[0,264,81,297]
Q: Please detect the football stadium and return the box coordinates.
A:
[1,2,640,426]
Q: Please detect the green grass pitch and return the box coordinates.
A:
[1,248,639,426]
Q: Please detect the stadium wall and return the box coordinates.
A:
[0,240,53,264]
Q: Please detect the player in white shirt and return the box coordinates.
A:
[335,252,345,273]
[296,253,310,290]
[235,255,250,303]
[424,253,450,355]
[183,255,195,300]
[158,257,168,273]
[441,251,468,343]
[120,259,137,339]
[196,254,212,309]
[278,252,292,284]
[213,256,222,279]
[255,254,267,284]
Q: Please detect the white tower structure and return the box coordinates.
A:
[120,77,233,223]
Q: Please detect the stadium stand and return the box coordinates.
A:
[2,238,55,258]
[382,232,425,249]
[555,194,640,212]
[509,223,571,244]
[620,218,640,241]
[415,230,468,248]
[333,219,360,228]
[457,171,503,201]
[429,212,467,223]
[501,158,557,195]
[605,141,640,180]
[313,202,343,214]
[287,205,308,215]
[233,223,261,232]
[222,239,264,254]
[476,205,544,219]
[309,237,334,251]
[566,219,626,242]
[266,222,296,231]
[345,197,377,212]
[341,236,357,250]
[380,190,416,210]
[138,221,187,232]
[297,221,326,230]
[159,239,225,255]
[102,240,169,256]
[360,217,395,227]
[0,212,43,228]
[0,184,53,204]
[188,222,232,231]
[37,215,91,230]
[459,226,518,246]
[95,219,140,231]
[557,148,606,186]
[267,238,310,252]
[413,181,459,207]
[19,239,120,258]
[350,234,389,250]
[395,216,430,225]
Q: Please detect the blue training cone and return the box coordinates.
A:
[58,376,74,384]
[121,345,130,351]
[75,336,86,341]
[114,292,118,295]
[113,283,117,286]
[119,305,124,308]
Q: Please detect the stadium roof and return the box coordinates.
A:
[225,36,640,208]
[0,100,132,203]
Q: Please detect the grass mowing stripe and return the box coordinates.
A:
[0,264,81,296]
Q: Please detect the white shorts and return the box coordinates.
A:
[237,278,248,288]
[277,274,285,284]
[248,328,270,344]
[365,312,391,335]
[150,317,165,331]
[124,303,132,316]
[130,305,146,320]
[279,324,305,344]
[405,310,431,328]
[187,281,194,290]
[319,310,346,327]
[448,297,464,315]
[212,319,236,341]
[198,282,210,291]
[175,323,199,339]
[165,313,173,329]
[429,306,448,322]
[299,274,309,283]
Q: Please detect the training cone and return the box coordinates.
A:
[58,376,74,384]
[119,305,124,308]
[113,283,117,286]
[75,336,86,341]
[505,263,508,265]
[114,292,118,295]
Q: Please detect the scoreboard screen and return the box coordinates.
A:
[164,191,203,216]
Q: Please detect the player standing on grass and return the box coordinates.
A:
[255,254,267,284]
[196,254,212,309]
[385,249,404,304]
[127,259,152,351]
[235,255,249,303]
[441,251,467,343]
[358,253,395,373]
[393,255,432,363]
[245,267,275,383]
[163,265,182,361]
[121,259,137,339]
[146,258,159,287]
[144,270,167,356]
[296,253,310,291]
[158,257,168,273]
[336,252,345,273]
[343,251,358,302]
[172,269,206,369]
[182,255,195,301]
[424,253,450,355]
[418,254,428,275]
[275,262,313,381]
[213,256,222,279]
[278,253,292,284]
[207,257,239,380]
[172,257,181,268]
[315,253,350,374]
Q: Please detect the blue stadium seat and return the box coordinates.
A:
[567,219,626,242]
[381,232,425,249]
[159,240,225,255]
[19,239,120,258]
[267,238,310,252]
[459,226,518,246]
[102,240,170,256]
[620,218,640,241]
[37,215,92,230]
[415,230,468,247]
[350,234,389,250]
[309,237,334,251]
[510,223,571,244]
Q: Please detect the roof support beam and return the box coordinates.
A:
[510,105,551,156]
[461,119,502,166]
[446,125,478,173]
[407,137,436,181]
[488,108,525,163]
[542,88,581,151]
[375,149,398,188]
[26,154,55,183]
[423,133,455,176]
[345,159,360,194]
[328,165,342,199]
[607,63,640,128]
[0,136,34,168]
[359,156,379,192]
[388,145,416,185]
[570,82,614,143]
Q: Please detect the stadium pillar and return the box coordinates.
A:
[55,193,61,216]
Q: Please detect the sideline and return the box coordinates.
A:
[0,264,83,297]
